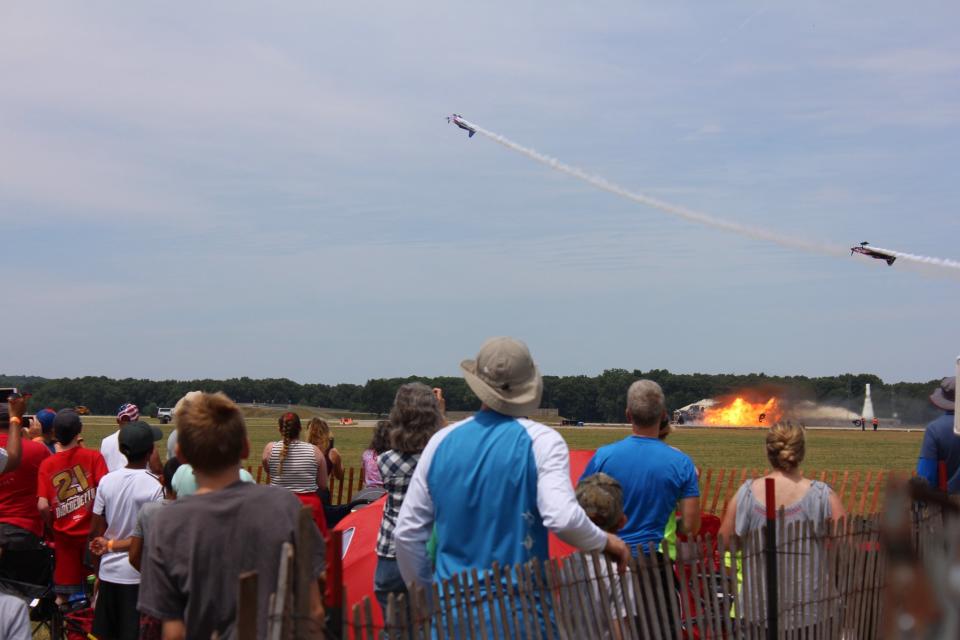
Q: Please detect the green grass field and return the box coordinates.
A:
[75,415,924,474]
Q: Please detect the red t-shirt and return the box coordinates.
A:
[37,447,109,537]
[0,433,51,537]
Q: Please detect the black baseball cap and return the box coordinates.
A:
[53,409,83,445]
[119,420,163,457]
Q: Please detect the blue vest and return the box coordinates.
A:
[428,410,547,582]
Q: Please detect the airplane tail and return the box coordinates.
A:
[468,130,475,138]
[886,257,896,266]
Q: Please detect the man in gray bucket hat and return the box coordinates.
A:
[394,338,630,606]
[917,376,959,492]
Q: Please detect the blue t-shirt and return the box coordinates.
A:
[917,412,959,492]
[581,436,699,548]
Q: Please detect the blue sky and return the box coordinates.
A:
[3,2,958,383]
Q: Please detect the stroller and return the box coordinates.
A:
[0,543,95,639]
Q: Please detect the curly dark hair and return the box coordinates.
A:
[369,420,392,455]
[389,383,443,454]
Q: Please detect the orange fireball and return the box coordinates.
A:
[703,397,782,427]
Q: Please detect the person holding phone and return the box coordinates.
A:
[0,392,24,474]
[0,391,51,572]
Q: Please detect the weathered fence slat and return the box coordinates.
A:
[701,468,714,512]
[236,571,258,640]
[710,468,727,515]
[626,552,652,640]
[266,542,293,640]
[635,548,664,640]
[470,568,489,640]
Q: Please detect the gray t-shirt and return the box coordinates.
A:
[138,481,325,640]
[134,499,170,539]
[0,593,30,640]
[734,479,835,629]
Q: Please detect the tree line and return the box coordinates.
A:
[1,369,944,425]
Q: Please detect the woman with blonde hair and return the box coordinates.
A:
[719,422,845,535]
[262,412,328,534]
[306,417,344,490]
[718,422,846,630]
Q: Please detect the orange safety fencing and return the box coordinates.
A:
[696,467,913,517]
[246,463,907,513]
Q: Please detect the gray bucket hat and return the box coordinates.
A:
[461,337,543,417]
[930,376,956,411]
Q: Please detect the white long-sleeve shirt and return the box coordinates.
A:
[394,410,607,589]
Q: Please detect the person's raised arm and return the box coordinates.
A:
[3,394,25,473]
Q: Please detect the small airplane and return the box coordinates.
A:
[850,241,896,266]
[447,113,476,138]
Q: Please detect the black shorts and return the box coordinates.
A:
[93,581,141,640]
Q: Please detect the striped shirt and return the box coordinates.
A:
[266,440,321,493]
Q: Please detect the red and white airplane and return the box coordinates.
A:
[446,113,476,138]
[850,241,896,266]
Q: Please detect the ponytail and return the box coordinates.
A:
[277,412,302,475]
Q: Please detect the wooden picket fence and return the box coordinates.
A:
[342,510,905,639]
[247,464,902,513]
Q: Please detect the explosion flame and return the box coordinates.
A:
[703,397,782,427]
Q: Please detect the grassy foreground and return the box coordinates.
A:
[74,416,924,474]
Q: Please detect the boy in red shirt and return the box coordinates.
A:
[37,409,109,597]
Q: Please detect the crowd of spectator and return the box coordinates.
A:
[0,340,956,639]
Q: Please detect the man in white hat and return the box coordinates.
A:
[917,377,958,492]
[394,337,629,601]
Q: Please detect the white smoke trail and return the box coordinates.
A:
[456,117,960,275]
[459,117,845,257]
[867,246,960,271]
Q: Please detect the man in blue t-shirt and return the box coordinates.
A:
[916,377,959,492]
[581,379,701,554]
